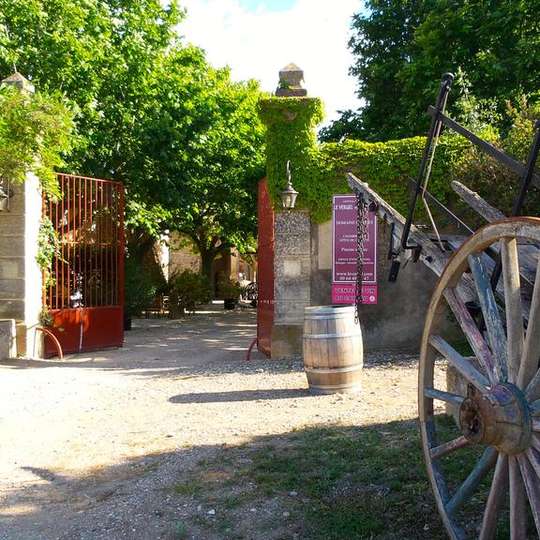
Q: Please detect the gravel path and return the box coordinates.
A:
[0,306,445,539]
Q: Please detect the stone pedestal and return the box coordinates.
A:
[272,211,311,358]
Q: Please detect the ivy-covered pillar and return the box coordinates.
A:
[258,65,324,358]
[0,73,43,358]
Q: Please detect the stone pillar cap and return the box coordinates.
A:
[1,72,35,93]
[276,63,307,97]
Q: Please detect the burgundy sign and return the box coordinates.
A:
[331,195,378,304]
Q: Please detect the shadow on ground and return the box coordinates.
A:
[169,388,311,404]
[0,306,419,384]
[1,416,497,540]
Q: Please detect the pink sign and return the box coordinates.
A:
[331,195,378,305]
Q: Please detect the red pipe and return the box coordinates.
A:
[36,327,64,360]
[245,337,258,361]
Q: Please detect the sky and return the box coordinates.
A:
[179,0,363,124]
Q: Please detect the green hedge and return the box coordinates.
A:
[259,95,540,224]
[259,95,470,223]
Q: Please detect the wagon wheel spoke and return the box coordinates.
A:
[468,253,508,382]
[517,453,540,534]
[509,456,528,539]
[526,448,540,477]
[518,257,540,390]
[430,436,470,460]
[424,387,465,406]
[429,334,489,391]
[479,454,508,540]
[444,288,498,386]
[527,370,540,402]
[500,238,524,384]
[445,447,498,516]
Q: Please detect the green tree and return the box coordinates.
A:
[131,55,266,282]
[0,0,266,283]
[0,0,182,179]
[324,0,540,142]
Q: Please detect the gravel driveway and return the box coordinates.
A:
[0,306,443,539]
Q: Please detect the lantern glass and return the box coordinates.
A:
[281,183,298,210]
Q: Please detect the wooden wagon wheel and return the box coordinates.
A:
[419,217,540,539]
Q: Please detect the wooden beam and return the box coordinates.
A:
[451,181,506,222]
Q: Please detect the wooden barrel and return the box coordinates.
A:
[303,305,363,394]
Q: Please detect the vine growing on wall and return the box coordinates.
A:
[36,216,60,288]
[259,94,539,224]
[258,96,326,218]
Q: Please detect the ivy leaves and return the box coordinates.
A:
[0,85,75,197]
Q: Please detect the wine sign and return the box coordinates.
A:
[331,195,378,305]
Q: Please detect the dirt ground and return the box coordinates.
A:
[0,305,446,540]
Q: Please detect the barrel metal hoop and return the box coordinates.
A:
[304,332,362,340]
[305,366,362,375]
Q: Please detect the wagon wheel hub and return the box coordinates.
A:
[459,383,532,455]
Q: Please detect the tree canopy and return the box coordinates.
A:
[0,0,266,278]
[321,0,540,142]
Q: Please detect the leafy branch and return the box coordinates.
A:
[0,85,75,198]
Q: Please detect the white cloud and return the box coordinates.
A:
[179,0,362,124]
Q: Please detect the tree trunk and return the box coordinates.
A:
[200,250,215,296]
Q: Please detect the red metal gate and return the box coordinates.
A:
[257,178,274,357]
[43,173,125,356]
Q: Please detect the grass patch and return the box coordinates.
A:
[172,480,203,497]
[171,418,526,538]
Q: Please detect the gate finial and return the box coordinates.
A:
[275,63,307,97]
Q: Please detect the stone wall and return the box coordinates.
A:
[311,217,441,352]
[0,174,43,357]
[169,233,202,275]
[269,210,446,358]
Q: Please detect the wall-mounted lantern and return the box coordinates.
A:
[281,160,298,210]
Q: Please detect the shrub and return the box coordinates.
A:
[168,270,211,318]
[0,84,75,198]
[216,274,242,300]
[124,257,160,318]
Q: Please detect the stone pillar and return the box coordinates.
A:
[259,64,323,359]
[272,210,311,358]
[0,73,43,358]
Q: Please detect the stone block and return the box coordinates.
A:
[0,299,24,320]
[271,323,303,359]
[0,235,24,257]
[0,319,16,359]
[274,298,310,324]
[0,278,24,298]
[0,258,24,279]
[283,259,301,278]
[274,212,311,257]
[0,212,26,234]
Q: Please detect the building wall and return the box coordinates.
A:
[310,217,441,352]
[169,233,201,275]
[268,210,448,358]
[168,233,256,293]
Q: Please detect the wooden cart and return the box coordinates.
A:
[348,74,540,539]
